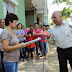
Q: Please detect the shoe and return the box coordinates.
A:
[29,59,31,61]
[40,54,43,57]
[45,56,47,59]
[37,56,40,60]
[23,59,26,62]
[20,58,23,62]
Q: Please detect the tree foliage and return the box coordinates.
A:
[60,7,72,19]
[50,17,54,26]
[52,0,71,5]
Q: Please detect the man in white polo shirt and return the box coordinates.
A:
[0,19,5,72]
[47,11,72,72]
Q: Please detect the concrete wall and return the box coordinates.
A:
[0,0,4,19]
[32,0,43,11]
[17,0,26,28]
[25,11,34,28]
[0,0,26,28]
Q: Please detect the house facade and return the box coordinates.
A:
[0,0,26,28]
[0,0,48,28]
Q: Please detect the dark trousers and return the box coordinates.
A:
[0,52,1,72]
[35,41,44,56]
[1,51,6,72]
[57,47,72,72]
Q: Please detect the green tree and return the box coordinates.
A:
[60,7,72,19]
[50,17,54,26]
[52,0,71,5]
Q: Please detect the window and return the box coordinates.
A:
[9,2,15,13]
[3,0,18,18]
[3,1,8,18]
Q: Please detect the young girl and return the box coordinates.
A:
[26,31,36,62]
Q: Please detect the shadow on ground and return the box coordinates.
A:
[18,58,44,72]
[46,45,71,72]
[18,44,71,72]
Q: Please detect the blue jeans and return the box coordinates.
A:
[4,62,18,72]
[44,42,48,54]
[20,48,25,53]
[20,48,26,59]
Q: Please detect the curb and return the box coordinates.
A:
[43,59,47,72]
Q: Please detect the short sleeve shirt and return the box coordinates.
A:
[15,29,25,42]
[1,29,20,62]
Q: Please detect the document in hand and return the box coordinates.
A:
[26,37,41,44]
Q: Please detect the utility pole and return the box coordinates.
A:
[43,0,48,25]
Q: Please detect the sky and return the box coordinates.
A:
[47,0,69,23]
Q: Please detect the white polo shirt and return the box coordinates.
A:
[50,20,72,49]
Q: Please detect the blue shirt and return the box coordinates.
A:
[15,29,25,42]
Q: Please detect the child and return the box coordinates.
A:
[26,31,36,62]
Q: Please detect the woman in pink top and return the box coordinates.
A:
[25,24,35,35]
[34,23,44,59]
[43,25,48,59]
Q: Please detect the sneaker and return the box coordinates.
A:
[37,56,40,60]
[23,59,26,62]
[40,54,43,57]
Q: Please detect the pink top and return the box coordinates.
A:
[34,29,42,41]
[43,31,48,43]
[25,29,30,35]
[25,29,35,35]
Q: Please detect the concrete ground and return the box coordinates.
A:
[46,45,71,72]
[18,58,44,72]
[18,45,71,72]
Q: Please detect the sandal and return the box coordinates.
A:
[32,59,35,63]
[37,56,40,60]
[29,59,31,61]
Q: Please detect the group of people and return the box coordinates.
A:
[15,22,49,62]
[0,11,72,72]
[0,13,49,72]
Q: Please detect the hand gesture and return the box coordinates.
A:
[46,33,51,39]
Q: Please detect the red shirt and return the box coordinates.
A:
[26,36,36,48]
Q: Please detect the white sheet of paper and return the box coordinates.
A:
[26,37,41,44]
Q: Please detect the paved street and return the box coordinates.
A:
[18,45,71,72]
[18,58,44,72]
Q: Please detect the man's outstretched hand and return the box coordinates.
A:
[46,33,51,39]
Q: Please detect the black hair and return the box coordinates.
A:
[34,23,39,25]
[5,13,19,26]
[16,23,22,29]
[30,24,34,27]
[45,25,49,27]
[27,31,32,36]
[43,25,46,26]
[22,25,25,27]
